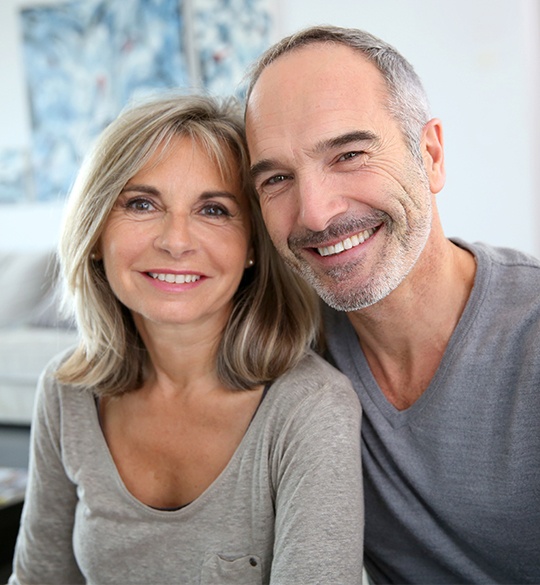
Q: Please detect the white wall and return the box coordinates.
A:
[1,0,539,255]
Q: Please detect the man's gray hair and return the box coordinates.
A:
[246,25,431,160]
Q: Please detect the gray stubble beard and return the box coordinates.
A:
[285,200,432,312]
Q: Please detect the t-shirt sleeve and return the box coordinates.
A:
[9,364,85,585]
[269,372,364,584]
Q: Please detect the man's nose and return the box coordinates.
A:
[296,175,349,233]
[154,212,196,257]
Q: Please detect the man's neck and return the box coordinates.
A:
[348,236,476,410]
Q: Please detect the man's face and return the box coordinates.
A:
[246,44,440,311]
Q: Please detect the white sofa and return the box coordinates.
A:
[0,251,78,425]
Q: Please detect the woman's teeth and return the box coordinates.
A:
[148,273,201,284]
[317,228,376,257]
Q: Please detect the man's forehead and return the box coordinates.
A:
[248,43,383,102]
[246,45,389,154]
[246,46,388,132]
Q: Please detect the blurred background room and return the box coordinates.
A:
[0,0,538,578]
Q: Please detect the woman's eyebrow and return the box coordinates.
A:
[119,186,240,203]
[120,184,160,195]
[199,191,239,202]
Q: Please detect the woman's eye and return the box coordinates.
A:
[201,203,230,217]
[124,197,156,212]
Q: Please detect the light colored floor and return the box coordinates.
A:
[362,567,371,584]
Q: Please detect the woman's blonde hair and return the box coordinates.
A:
[56,93,320,396]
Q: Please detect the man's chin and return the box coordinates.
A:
[282,253,382,309]
[295,265,394,311]
[319,291,383,312]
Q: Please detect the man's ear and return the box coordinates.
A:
[421,118,445,194]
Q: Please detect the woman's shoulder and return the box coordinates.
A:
[38,346,77,394]
[34,346,94,420]
[253,350,361,474]
[265,349,360,416]
[277,349,355,389]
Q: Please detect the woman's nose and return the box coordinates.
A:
[154,212,196,257]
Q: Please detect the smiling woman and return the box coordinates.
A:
[99,136,252,332]
[8,94,364,585]
[56,94,319,394]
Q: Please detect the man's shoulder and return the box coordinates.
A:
[452,238,540,271]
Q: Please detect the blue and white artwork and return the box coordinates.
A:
[21,0,190,202]
[192,0,274,97]
[0,149,32,203]
[20,0,275,202]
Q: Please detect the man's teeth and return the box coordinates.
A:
[148,273,201,284]
[317,228,376,257]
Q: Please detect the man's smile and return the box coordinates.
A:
[316,227,377,257]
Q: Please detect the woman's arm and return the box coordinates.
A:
[9,366,84,585]
[270,373,364,584]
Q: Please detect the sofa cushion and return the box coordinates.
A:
[0,326,78,423]
[0,251,58,328]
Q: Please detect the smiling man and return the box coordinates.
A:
[245,25,540,584]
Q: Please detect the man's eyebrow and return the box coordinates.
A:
[250,130,378,181]
[250,159,280,182]
[313,130,378,153]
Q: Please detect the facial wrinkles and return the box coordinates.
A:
[249,48,434,312]
[283,159,432,312]
[286,149,428,256]
[248,67,381,175]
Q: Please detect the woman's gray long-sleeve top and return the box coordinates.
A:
[10,350,364,585]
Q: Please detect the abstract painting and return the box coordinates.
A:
[21,0,190,202]
[191,0,274,97]
[0,149,32,203]
[20,0,275,202]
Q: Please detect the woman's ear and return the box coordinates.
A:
[90,243,102,261]
[245,246,255,269]
[421,118,445,194]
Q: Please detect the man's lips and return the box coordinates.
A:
[315,227,378,257]
[287,214,387,261]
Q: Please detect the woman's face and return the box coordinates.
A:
[99,135,252,334]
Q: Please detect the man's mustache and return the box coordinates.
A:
[288,211,390,249]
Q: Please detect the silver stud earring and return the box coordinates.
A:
[247,259,254,267]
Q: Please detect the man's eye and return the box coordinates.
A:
[266,174,288,185]
[259,174,291,192]
[338,151,363,162]
[257,173,293,196]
